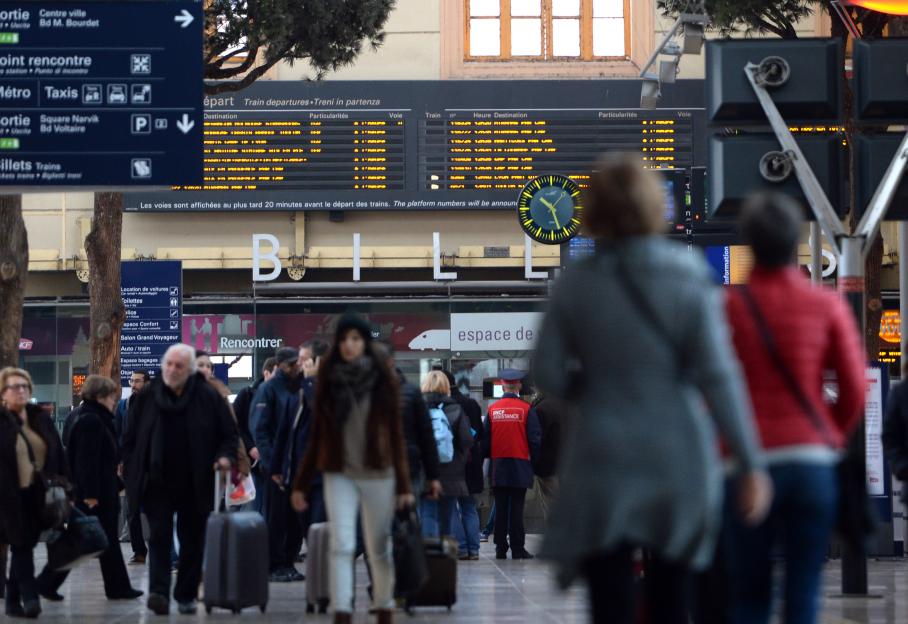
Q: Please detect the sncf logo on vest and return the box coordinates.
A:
[491,410,523,421]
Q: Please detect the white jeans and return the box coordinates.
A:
[323,473,396,613]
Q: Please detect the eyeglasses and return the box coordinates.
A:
[4,384,30,393]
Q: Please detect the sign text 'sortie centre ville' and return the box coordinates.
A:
[0,2,202,187]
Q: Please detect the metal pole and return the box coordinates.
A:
[900,222,908,376]
[839,235,869,596]
[810,222,823,284]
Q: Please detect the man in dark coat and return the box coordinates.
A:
[374,342,441,502]
[231,357,277,514]
[252,346,304,582]
[482,370,541,560]
[113,369,151,565]
[122,343,238,616]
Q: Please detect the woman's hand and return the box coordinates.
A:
[84,498,99,509]
[396,493,416,511]
[737,470,773,527]
[291,491,308,513]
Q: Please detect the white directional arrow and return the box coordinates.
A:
[174,9,194,28]
[176,114,195,134]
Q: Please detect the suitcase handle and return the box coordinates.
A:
[213,468,225,514]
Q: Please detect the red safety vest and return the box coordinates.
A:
[488,397,531,460]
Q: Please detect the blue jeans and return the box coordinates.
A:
[450,496,481,555]
[421,495,460,539]
[483,502,496,535]
[725,463,838,624]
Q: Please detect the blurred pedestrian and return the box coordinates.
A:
[291,313,413,624]
[232,357,277,514]
[196,351,251,480]
[884,358,908,531]
[116,369,150,565]
[421,371,475,556]
[531,392,565,525]
[441,370,483,559]
[252,346,304,582]
[299,339,330,400]
[0,367,68,619]
[533,154,771,624]
[121,344,238,616]
[482,370,540,560]
[725,193,865,624]
[36,375,143,602]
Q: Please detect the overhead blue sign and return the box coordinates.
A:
[0,1,202,186]
[120,260,182,385]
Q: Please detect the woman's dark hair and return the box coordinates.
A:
[314,316,400,429]
[583,152,668,240]
[740,192,803,269]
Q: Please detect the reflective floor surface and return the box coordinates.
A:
[16,537,908,623]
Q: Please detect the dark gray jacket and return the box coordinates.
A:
[423,392,473,498]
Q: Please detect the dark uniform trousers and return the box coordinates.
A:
[493,487,527,554]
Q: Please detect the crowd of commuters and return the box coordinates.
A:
[0,155,901,624]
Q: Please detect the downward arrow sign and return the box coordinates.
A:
[176,114,194,134]
[174,9,194,28]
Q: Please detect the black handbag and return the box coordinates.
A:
[46,507,109,572]
[392,507,428,598]
[739,285,877,553]
[18,429,70,531]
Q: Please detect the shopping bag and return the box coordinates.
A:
[46,507,109,572]
[226,473,256,508]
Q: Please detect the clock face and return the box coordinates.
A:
[517,174,583,244]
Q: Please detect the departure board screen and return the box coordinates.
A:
[126,80,706,212]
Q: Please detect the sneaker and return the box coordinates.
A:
[147,593,169,616]
[458,553,470,561]
[512,550,535,560]
[480,534,490,543]
[269,570,294,583]
[177,600,198,615]
[495,551,508,560]
[128,554,146,565]
[286,567,305,582]
[469,553,480,561]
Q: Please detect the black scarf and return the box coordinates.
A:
[329,356,379,428]
[149,374,199,486]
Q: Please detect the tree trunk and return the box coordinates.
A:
[85,192,125,381]
[0,195,26,368]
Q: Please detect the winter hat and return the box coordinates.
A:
[334,313,374,344]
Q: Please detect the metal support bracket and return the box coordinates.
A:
[524,235,548,280]
[352,233,361,282]
[433,232,457,281]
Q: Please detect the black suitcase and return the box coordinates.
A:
[404,536,458,611]
[203,475,269,614]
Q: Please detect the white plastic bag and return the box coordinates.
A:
[225,473,256,508]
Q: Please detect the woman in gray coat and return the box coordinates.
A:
[420,371,475,551]
[532,154,772,624]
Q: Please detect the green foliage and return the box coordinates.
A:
[658,0,815,39]
[205,0,396,94]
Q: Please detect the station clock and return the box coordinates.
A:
[517,174,583,244]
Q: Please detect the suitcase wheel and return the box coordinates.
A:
[205,605,212,614]
[232,608,241,615]
[306,603,315,614]
[260,605,267,614]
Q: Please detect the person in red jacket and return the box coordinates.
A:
[724,193,866,624]
[482,370,541,560]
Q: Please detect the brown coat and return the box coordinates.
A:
[208,377,252,477]
[293,374,411,496]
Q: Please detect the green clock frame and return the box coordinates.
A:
[517,174,583,245]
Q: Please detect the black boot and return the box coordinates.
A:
[5,582,24,617]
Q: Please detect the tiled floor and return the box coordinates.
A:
[14,538,908,623]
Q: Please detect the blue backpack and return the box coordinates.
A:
[429,404,455,464]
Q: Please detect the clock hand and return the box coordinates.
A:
[551,190,568,209]
[548,205,561,229]
[539,196,556,210]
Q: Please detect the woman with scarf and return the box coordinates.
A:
[0,367,67,618]
[291,314,413,624]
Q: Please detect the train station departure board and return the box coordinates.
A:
[126,80,706,212]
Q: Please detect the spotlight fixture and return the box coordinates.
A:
[640,78,661,109]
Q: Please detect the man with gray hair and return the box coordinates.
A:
[122,343,239,617]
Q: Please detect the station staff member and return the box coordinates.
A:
[482,370,541,560]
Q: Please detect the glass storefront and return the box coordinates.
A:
[20,297,546,421]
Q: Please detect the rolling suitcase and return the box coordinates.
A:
[404,536,458,612]
[306,522,331,613]
[203,474,269,614]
